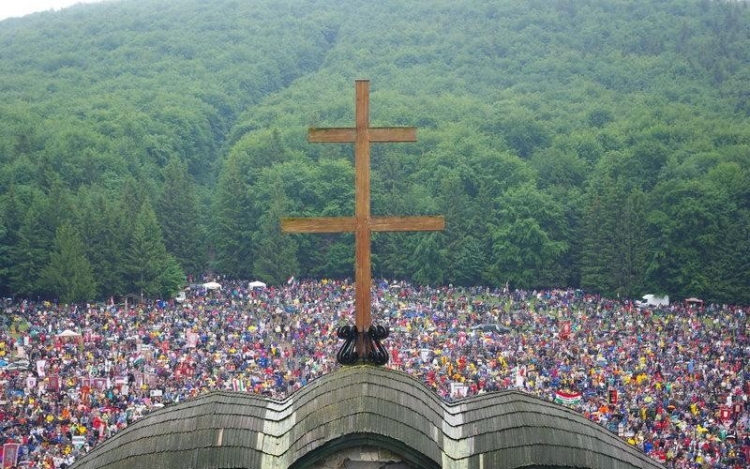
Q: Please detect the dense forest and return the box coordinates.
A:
[0,0,749,304]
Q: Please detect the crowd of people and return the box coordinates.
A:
[0,279,748,469]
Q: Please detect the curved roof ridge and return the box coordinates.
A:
[71,366,665,469]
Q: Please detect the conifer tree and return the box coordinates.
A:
[40,222,96,303]
[124,200,184,299]
[157,156,204,276]
[252,179,298,284]
[212,153,255,278]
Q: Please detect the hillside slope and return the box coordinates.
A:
[1,0,749,303]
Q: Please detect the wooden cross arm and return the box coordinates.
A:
[370,216,445,232]
[308,127,417,143]
[282,216,445,234]
[281,217,357,233]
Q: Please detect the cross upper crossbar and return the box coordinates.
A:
[281,80,445,365]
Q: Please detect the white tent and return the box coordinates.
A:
[57,329,81,338]
[640,294,669,307]
[202,281,222,290]
[248,281,267,289]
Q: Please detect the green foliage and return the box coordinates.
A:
[6,190,57,297]
[0,0,749,304]
[75,185,129,298]
[409,233,449,286]
[123,200,185,298]
[211,152,256,279]
[252,173,299,284]
[489,184,569,289]
[156,157,205,275]
[580,174,649,298]
[40,222,96,303]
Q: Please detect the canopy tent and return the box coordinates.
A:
[202,281,222,290]
[248,281,267,289]
[57,329,83,344]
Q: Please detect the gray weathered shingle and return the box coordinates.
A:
[71,367,664,469]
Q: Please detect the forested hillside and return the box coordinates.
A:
[1,0,749,304]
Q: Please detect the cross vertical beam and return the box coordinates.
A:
[281,80,445,365]
[354,80,372,338]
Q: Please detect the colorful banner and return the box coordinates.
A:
[560,321,571,338]
[608,388,618,405]
[25,376,37,391]
[554,390,582,406]
[72,436,86,450]
[186,331,199,348]
[36,359,46,377]
[48,375,60,392]
[450,382,468,398]
[2,443,20,468]
[231,378,246,392]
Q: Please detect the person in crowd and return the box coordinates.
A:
[0,280,747,469]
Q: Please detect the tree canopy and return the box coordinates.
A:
[1,0,749,304]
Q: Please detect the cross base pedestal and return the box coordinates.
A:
[336,324,390,366]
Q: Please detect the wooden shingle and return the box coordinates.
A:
[71,367,664,469]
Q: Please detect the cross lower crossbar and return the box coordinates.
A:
[281,216,445,233]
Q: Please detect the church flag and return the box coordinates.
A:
[2,443,20,468]
[554,390,582,406]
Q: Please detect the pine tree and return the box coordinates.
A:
[157,156,204,276]
[76,187,128,298]
[8,193,54,297]
[212,153,255,278]
[124,200,184,299]
[252,181,298,284]
[40,222,96,303]
[0,185,26,296]
[580,175,619,295]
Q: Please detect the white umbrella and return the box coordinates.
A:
[248,281,267,289]
[202,281,222,290]
[57,329,81,337]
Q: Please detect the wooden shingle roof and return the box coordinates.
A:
[71,366,664,469]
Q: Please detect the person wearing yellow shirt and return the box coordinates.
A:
[497,356,507,369]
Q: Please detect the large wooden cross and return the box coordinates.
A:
[281,80,444,365]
